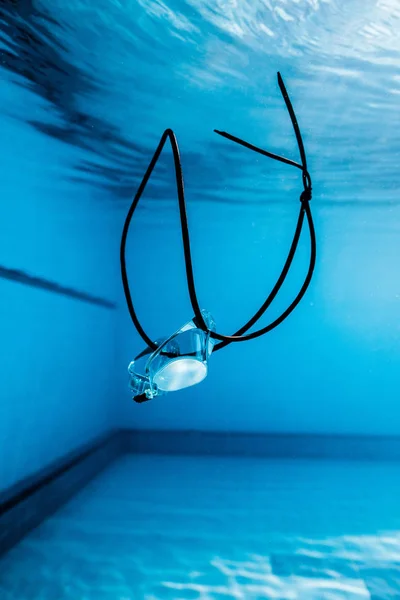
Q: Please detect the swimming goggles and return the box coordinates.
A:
[121,72,316,403]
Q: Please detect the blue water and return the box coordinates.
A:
[2,1,400,598]
[2,0,400,441]
[2,454,400,599]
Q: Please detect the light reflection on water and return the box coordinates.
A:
[0,0,399,207]
[1,455,400,599]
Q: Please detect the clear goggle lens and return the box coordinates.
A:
[128,310,215,402]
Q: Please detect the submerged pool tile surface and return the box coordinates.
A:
[1,455,400,599]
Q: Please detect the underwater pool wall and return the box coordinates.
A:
[0,79,120,495]
[117,207,400,437]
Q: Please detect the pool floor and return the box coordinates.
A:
[1,454,400,599]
